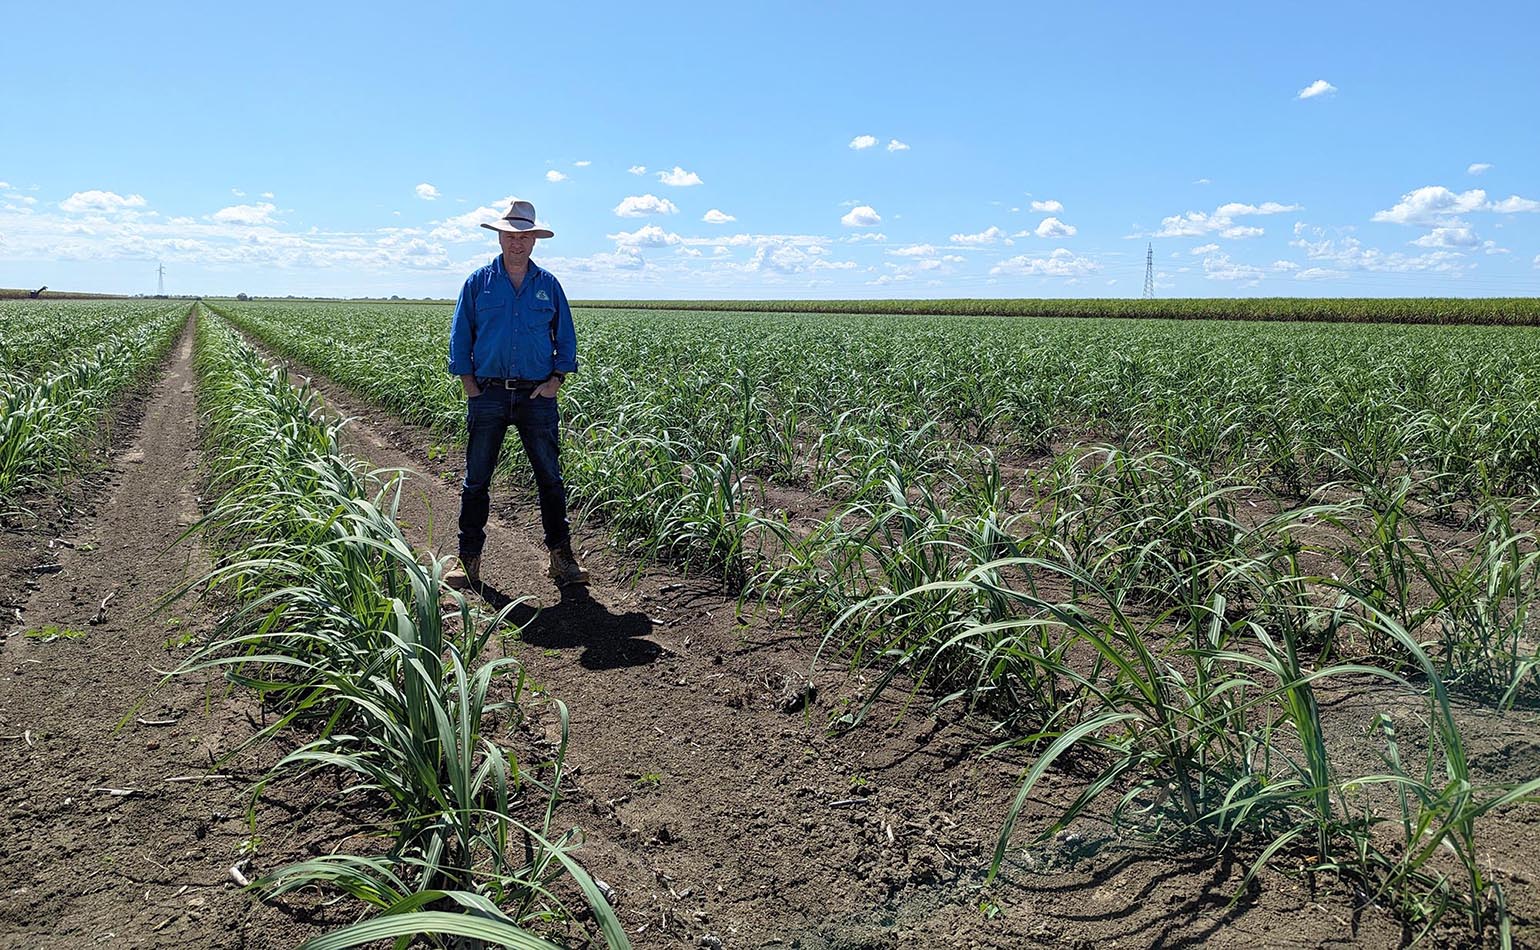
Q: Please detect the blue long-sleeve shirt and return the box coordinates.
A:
[447,256,578,380]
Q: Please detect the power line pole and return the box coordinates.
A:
[1142,243,1154,299]
[157,262,165,296]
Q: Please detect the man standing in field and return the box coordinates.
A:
[445,198,588,589]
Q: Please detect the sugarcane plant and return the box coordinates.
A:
[173,309,627,949]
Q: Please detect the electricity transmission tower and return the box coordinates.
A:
[1142,243,1154,299]
[157,262,166,296]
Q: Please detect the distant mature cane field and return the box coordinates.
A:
[4,295,1539,948]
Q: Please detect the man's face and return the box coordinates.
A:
[500,229,538,264]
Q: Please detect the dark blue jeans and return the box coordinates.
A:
[458,383,570,556]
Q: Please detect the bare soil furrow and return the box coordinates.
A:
[0,322,332,949]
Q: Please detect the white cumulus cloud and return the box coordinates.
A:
[1291,234,1469,274]
[889,244,937,257]
[841,205,882,227]
[887,139,910,152]
[950,226,1007,245]
[415,183,440,200]
[1297,79,1337,100]
[0,197,500,279]
[608,224,681,248]
[574,160,592,167]
[545,170,568,183]
[1373,186,1540,226]
[209,202,279,226]
[1296,267,1348,281]
[544,248,647,274]
[59,190,148,214]
[1030,199,1063,213]
[1411,227,1480,248]
[429,199,514,243]
[657,166,703,187]
[1492,195,1540,214]
[1191,243,1220,254]
[1372,186,1487,225]
[702,208,736,224]
[849,135,878,150]
[627,165,647,175]
[745,241,838,276]
[1156,200,1298,239]
[1202,253,1265,282]
[1468,163,1493,176]
[613,194,679,217]
[990,248,1097,278]
[1034,217,1077,238]
[1217,201,1298,217]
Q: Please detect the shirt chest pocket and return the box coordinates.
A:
[475,293,509,323]
[519,303,556,333]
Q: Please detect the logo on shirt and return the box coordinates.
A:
[536,290,550,301]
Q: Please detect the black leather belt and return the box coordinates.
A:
[481,377,540,390]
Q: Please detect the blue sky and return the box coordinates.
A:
[3,1,1538,299]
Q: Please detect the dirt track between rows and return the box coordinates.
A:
[0,323,333,949]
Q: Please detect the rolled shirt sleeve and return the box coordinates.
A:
[447,276,476,376]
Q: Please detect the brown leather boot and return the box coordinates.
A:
[547,545,590,586]
[444,554,481,590]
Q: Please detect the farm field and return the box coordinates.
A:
[574,296,1540,325]
[2,297,1539,949]
[1,300,185,506]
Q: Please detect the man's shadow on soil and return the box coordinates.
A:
[474,582,662,671]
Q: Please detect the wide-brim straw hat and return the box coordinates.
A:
[481,199,555,238]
